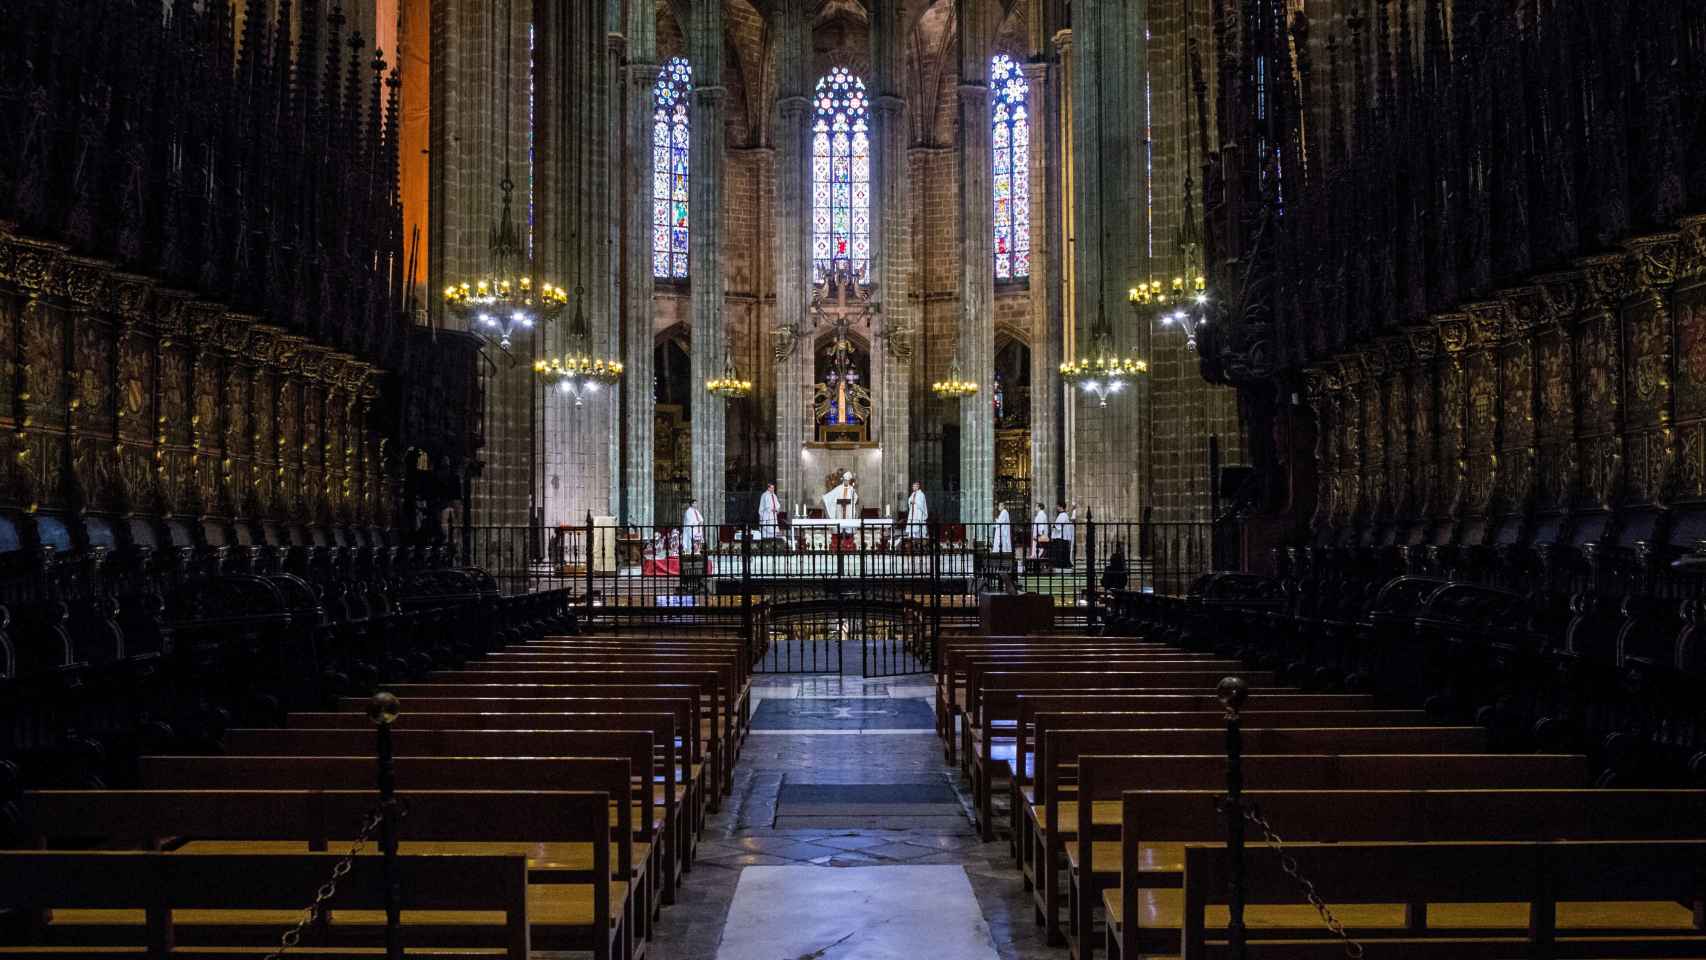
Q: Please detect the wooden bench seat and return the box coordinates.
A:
[1130,840,1706,959]
[133,757,637,960]
[1100,790,1706,960]
[220,726,678,909]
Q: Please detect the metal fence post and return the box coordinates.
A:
[741,527,753,662]
[369,692,403,960]
[1220,676,1250,960]
[1085,509,1098,633]
[584,511,596,619]
[930,521,941,652]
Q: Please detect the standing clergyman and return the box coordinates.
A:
[992,501,1012,554]
[758,482,781,538]
[906,481,929,538]
[1031,502,1049,558]
[822,471,858,520]
[683,498,706,554]
[1053,502,1074,564]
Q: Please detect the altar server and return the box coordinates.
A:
[906,481,929,538]
[758,482,782,538]
[991,502,1012,554]
[683,499,706,554]
[1053,502,1074,564]
[1031,503,1049,558]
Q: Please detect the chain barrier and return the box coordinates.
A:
[1231,798,1366,959]
[263,808,391,960]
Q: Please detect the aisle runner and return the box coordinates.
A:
[715,865,1000,960]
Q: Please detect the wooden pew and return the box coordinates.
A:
[4,788,624,960]
[135,756,637,960]
[377,671,732,796]
[492,639,754,734]
[958,671,1280,841]
[221,727,677,911]
[985,694,1387,845]
[353,681,723,807]
[1175,839,1706,959]
[456,655,748,758]
[1070,753,1590,959]
[1019,724,1486,949]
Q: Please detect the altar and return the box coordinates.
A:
[791,516,892,551]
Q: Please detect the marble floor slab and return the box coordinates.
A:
[715,865,1001,960]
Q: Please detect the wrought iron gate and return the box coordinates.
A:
[756,592,929,677]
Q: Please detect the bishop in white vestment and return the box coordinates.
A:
[906,481,929,538]
[758,483,781,538]
[821,471,858,520]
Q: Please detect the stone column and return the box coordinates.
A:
[619,0,657,525]
[1055,28,1076,510]
[1069,0,1148,521]
[957,0,996,526]
[1024,52,1061,515]
[771,0,811,515]
[430,0,534,527]
[688,0,727,523]
[871,0,912,511]
[535,0,616,528]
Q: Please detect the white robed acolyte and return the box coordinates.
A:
[906,486,929,538]
[991,506,1012,554]
[1031,507,1049,557]
[682,503,706,554]
[822,472,858,520]
[758,488,781,538]
[1054,507,1074,562]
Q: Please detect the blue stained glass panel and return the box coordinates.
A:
[811,67,872,282]
[652,58,693,278]
[990,54,1031,279]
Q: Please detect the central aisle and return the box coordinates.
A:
[644,674,1051,960]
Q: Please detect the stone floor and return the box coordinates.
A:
[645,673,1057,960]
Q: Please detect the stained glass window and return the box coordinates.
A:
[653,58,692,279]
[991,54,1031,280]
[811,67,871,283]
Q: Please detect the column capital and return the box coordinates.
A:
[1052,28,1073,57]
[693,84,730,103]
[957,82,992,102]
[778,94,811,115]
[873,93,906,115]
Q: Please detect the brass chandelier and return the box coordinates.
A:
[932,359,979,399]
[533,287,623,405]
[1060,302,1147,406]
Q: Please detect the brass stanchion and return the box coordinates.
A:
[369,692,403,960]
[1219,676,1249,960]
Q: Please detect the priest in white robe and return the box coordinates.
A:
[1031,503,1049,558]
[906,481,929,538]
[682,499,706,554]
[758,483,781,538]
[1053,503,1074,563]
[822,471,858,520]
[991,502,1012,554]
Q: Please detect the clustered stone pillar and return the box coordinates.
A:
[957,0,996,526]
[771,0,811,515]
[535,0,617,529]
[871,0,912,510]
[429,0,534,527]
[1069,0,1149,521]
[1024,42,1062,515]
[688,0,727,524]
[620,0,658,526]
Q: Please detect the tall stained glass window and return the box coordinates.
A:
[653,58,692,279]
[992,54,1031,280]
[811,67,871,283]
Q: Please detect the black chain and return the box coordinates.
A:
[263,810,387,960]
[1237,799,1366,959]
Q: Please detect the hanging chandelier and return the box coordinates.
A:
[441,0,564,351]
[1060,302,1147,406]
[932,359,979,399]
[706,353,753,399]
[534,286,623,405]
